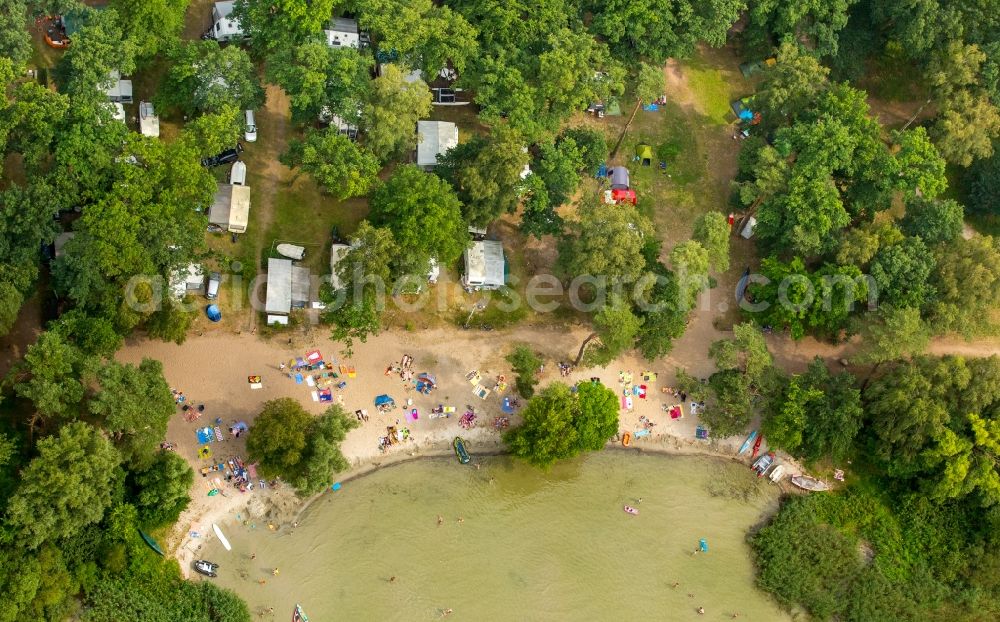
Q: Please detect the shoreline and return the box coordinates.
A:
[174,423,801,578]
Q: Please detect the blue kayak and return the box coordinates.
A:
[737,430,758,455]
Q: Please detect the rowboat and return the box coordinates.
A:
[791,475,831,492]
[212,523,232,551]
[768,464,787,482]
[292,604,310,622]
[276,243,305,260]
[623,505,639,515]
[751,452,774,477]
[737,430,758,455]
[138,530,164,556]
[750,434,764,459]
[193,560,219,578]
[453,437,471,464]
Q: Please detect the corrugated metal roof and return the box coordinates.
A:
[464,240,505,288]
[416,121,458,167]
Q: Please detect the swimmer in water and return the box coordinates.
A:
[437,515,444,526]
[272,568,279,576]
[697,606,705,615]
[457,517,464,523]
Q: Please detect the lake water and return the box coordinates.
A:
[200,452,790,621]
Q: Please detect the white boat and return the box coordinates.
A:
[212,523,232,551]
[768,464,786,482]
[791,475,831,492]
[276,244,305,260]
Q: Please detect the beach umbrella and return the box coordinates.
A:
[374,394,395,407]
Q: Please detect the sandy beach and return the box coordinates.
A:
[123,301,1000,575]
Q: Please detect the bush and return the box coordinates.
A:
[506,345,542,398]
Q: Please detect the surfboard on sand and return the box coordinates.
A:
[213,523,232,551]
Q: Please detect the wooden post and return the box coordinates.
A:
[610,99,643,159]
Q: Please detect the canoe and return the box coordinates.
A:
[138,530,164,556]
[737,430,758,455]
[623,505,639,515]
[212,523,232,551]
[750,434,763,459]
[622,432,632,447]
[276,243,305,260]
[292,604,310,622]
[453,437,471,464]
[768,464,787,482]
[791,475,831,492]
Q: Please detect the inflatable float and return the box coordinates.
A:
[623,505,639,515]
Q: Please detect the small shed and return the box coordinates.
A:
[609,166,630,190]
[740,217,757,239]
[324,17,360,48]
[636,144,653,166]
[208,183,251,233]
[265,257,292,316]
[416,120,458,169]
[104,70,133,104]
[462,240,505,291]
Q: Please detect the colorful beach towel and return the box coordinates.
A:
[196,427,214,444]
[621,396,633,410]
[294,373,303,384]
[214,426,224,442]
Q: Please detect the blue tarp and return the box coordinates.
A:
[375,394,395,407]
[206,305,222,322]
[739,108,753,121]
[642,103,659,112]
[196,427,214,444]
[502,397,515,414]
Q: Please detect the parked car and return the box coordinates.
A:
[244,109,257,142]
[206,272,221,299]
[201,144,243,168]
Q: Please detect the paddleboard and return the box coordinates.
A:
[213,523,232,551]
[737,430,758,455]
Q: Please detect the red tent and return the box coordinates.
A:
[611,188,637,205]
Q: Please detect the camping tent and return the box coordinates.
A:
[611,188,637,205]
[609,166,630,190]
[636,144,653,166]
[206,304,222,322]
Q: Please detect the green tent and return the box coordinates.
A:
[636,144,653,166]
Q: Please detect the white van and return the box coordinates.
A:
[229,160,247,186]
[244,110,257,142]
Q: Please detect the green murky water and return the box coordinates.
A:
[200,453,790,621]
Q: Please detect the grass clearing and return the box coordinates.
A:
[684,59,736,126]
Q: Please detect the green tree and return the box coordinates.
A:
[109,0,189,62]
[266,41,372,126]
[13,331,91,431]
[634,61,665,103]
[246,398,312,481]
[559,197,653,282]
[361,64,432,161]
[581,294,644,365]
[89,359,175,466]
[246,399,358,495]
[573,381,620,451]
[892,127,948,199]
[282,129,380,199]
[6,422,122,549]
[970,149,1000,216]
[535,136,584,207]
[436,127,529,226]
[55,8,136,104]
[519,174,563,238]
[358,0,479,75]
[235,0,339,52]
[927,235,1000,337]
[900,197,964,244]
[692,212,731,272]
[130,451,193,528]
[588,0,744,63]
[0,0,31,66]
[369,165,466,274]
[702,323,775,436]
[756,43,829,128]
[932,90,1000,166]
[855,305,930,366]
[159,41,265,116]
[506,344,542,398]
[748,0,858,58]
[669,240,710,311]
[503,383,579,469]
[558,126,607,173]
[145,300,194,345]
[870,237,936,309]
[325,222,398,348]
[636,267,688,360]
